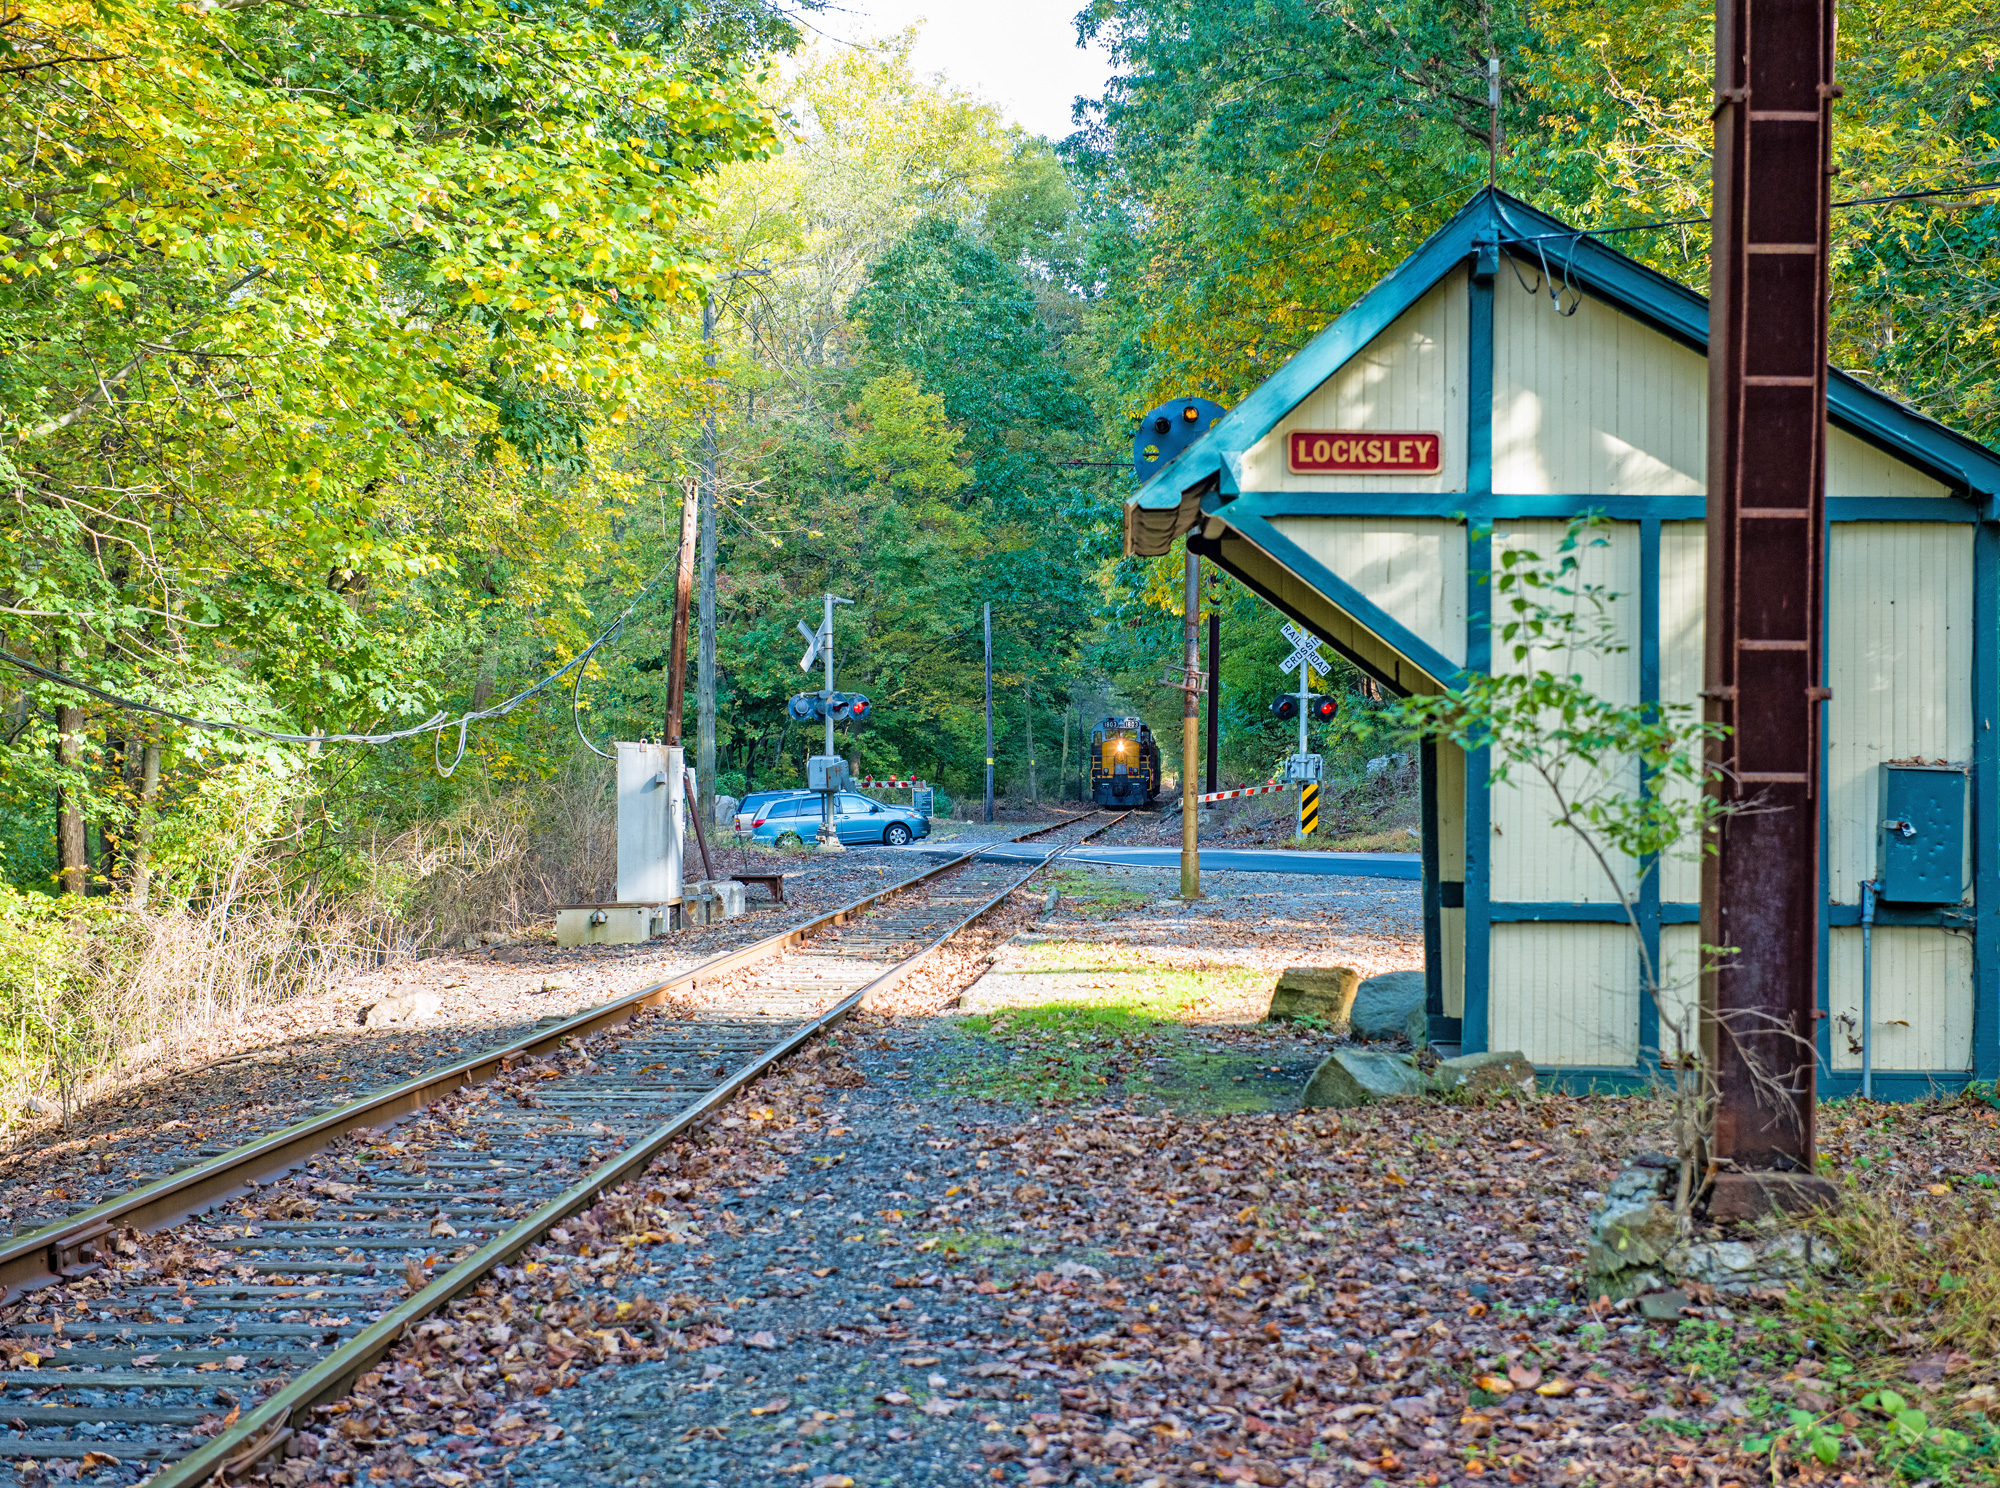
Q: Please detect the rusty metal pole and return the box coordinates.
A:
[1180,547,1201,900]
[1701,0,1840,1220]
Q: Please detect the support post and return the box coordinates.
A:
[1205,608,1220,798]
[1702,0,1837,1216]
[819,592,840,852]
[664,488,697,746]
[983,602,994,825]
[1181,546,1201,900]
[697,294,719,841]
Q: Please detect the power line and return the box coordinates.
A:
[1,566,675,777]
[1497,178,2000,244]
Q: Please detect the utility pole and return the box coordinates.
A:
[1701,0,1837,1219]
[1482,1,1501,188]
[664,486,698,746]
[1179,547,1201,900]
[697,294,719,838]
[983,602,994,824]
[1024,686,1037,806]
[1205,607,1220,798]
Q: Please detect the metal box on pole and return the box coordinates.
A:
[1876,763,1966,904]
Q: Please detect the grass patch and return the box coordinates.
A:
[1651,1172,2000,1483]
[958,1002,1190,1103]
[1045,868,1148,917]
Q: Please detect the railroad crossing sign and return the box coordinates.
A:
[1278,621,1328,677]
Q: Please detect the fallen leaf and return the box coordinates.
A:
[1535,1378,1574,1397]
[808,1477,855,1488]
[131,1354,158,1367]
[1472,1374,1513,1395]
[920,1395,957,1416]
[744,1331,781,1350]
[79,1452,120,1470]
[880,1391,913,1405]
[750,1396,791,1415]
[224,1354,248,1370]
[1507,1362,1543,1390]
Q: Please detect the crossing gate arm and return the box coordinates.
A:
[1195,780,1289,804]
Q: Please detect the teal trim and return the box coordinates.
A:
[1207,492,1974,523]
[1638,517,1663,1065]
[1225,512,1465,686]
[1492,901,1698,924]
[1826,902,1971,928]
[1976,520,2000,1080]
[1533,1066,1976,1101]
[1462,253,1495,1057]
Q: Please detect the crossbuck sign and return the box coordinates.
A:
[1278,621,1328,677]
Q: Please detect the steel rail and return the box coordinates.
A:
[0,812,1105,1303]
[143,813,1124,1485]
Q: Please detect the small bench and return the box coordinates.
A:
[731,872,786,904]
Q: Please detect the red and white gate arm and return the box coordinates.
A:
[1195,780,1289,804]
[859,778,923,788]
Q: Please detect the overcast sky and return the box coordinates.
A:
[811,0,1114,141]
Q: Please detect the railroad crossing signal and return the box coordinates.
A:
[1270,693,1298,721]
[1272,693,1338,722]
[786,691,872,725]
[1278,620,1329,677]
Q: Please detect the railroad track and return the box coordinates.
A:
[0,811,1127,1483]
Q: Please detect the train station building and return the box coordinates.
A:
[1125,188,2000,1096]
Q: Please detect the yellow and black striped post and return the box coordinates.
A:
[1299,781,1319,836]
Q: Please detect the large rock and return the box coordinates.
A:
[1266,966,1360,1028]
[358,988,442,1028]
[1350,969,1426,1040]
[715,794,741,828]
[1432,1049,1538,1099]
[1299,1049,1429,1108]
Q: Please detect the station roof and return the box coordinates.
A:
[1126,188,2000,557]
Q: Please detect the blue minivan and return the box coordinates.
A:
[748,792,931,847]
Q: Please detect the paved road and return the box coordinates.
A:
[910,843,1422,881]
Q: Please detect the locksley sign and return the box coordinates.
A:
[1288,430,1442,475]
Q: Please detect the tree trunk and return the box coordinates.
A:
[129,741,161,907]
[1059,709,1070,805]
[55,704,87,895]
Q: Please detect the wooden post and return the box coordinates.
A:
[1180,547,1201,900]
[664,484,698,746]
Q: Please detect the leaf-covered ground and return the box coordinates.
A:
[234,865,2000,1488]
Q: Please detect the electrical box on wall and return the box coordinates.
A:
[1876,762,1967,904]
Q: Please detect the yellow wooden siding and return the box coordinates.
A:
[1488,520,1642,904]
[1242,268,1468,493]
[1266,518,1467,668]
[1827,926,1974,1071]
[1489,923,1638,1065]
[1826,427,1948,499]
[1657,522,1707,905]
[1493,278,1706,496]
[1438,741,1466,1018]
[1657,924,1704,1065]
[1825,524,1973,904]
[1493,270,1945,498]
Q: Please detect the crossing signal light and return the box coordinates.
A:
[1269,694,1299,721]
[789,691,872,724]
[1308,694,1339,722]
